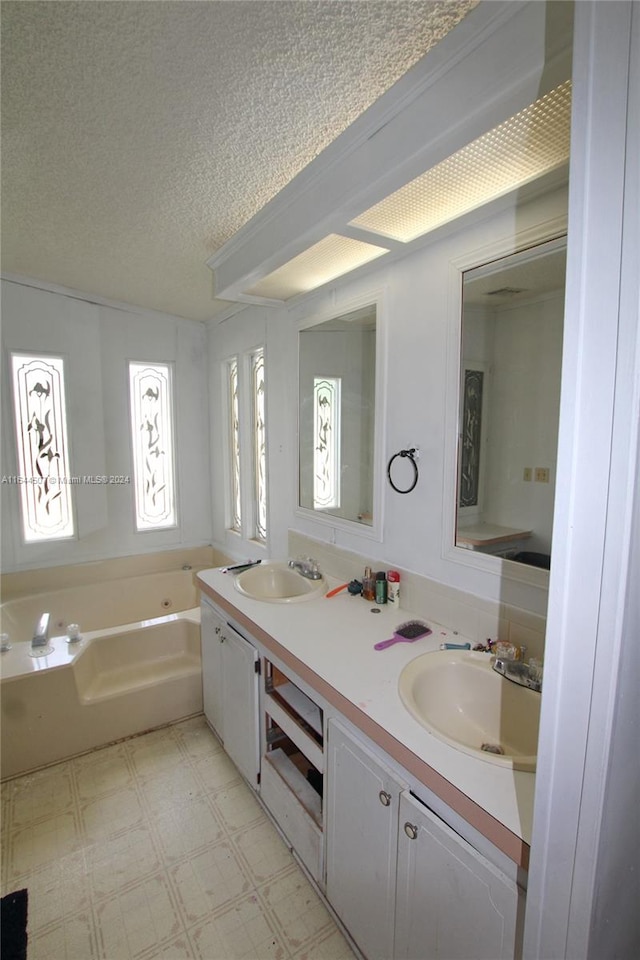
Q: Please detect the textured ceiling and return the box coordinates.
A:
[1,0,476,321]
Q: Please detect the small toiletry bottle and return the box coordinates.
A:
[387,570,400,605]
[375,571,388,604]
[362,567,376,602]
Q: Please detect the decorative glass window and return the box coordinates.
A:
[313,376,341,510]
[10,353,74,542]
[459,368,484,509]
[251,349,267,541]
[227,358,242,533]
[129,362,176,530]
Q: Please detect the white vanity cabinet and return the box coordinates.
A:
[200,597,260,788]
[325,718,407,960]
[326,719,522,960]
[200,597,225,737]
[395,791,520,960]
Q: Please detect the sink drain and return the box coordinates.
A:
[481,743,505,755]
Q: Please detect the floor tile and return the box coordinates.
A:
[27,909,98,960]
[7,810,83,879]
[258,866,335,954]
[188,893,290,960]
[10,849,92,932]
[137,764,204,816]
[94,872,182,959]
[173,716,225,760]
[88,824,162,901]
[0,716,356,960]
[192,749,243,794]
[6,762,75,826]
[209,780,267,834]
[168,840,252,925]
[126,728,186,781]
[80,784,145,843]
[230,817,296,884]
[73,742,134,799]
[152,795,226,864]
[291,928,357,960]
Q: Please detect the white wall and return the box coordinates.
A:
[482,292,563,553]
[208,185,567,617]
[207,304,293,563]
[1,280,212,571]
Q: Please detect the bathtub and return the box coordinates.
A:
[0,568,205,780]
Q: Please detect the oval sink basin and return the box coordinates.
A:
[234,562,325,603]
[398,650,540,771]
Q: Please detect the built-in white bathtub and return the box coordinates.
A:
[0,567,208,779]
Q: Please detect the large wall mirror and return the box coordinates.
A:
[456,236,566,570]
[298,302,379,533]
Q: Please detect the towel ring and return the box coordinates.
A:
[387,448,419,494]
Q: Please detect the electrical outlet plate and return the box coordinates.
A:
[534,467,550,483]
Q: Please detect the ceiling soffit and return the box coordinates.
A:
[209,1,574,307]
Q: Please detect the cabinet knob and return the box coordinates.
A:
[379,790,392,807]
[404,822,418,840]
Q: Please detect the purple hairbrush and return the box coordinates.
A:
[374,620,432,651]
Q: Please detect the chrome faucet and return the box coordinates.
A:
[492,655,542,692]
[32,612,51,648]
[288,557,322,580]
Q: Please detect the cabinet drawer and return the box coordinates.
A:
[265,690,324,773]
[261,750,323,883]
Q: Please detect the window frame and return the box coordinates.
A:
[9,350,76,544]
[128,359,178,533]
[222,344,268,546]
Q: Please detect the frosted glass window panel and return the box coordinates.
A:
[313,377,341,510]
[129,362,176,530]
[227,357,242,533]
[251,349,267,542]
[459,369,485,509]
[11,353,74,542]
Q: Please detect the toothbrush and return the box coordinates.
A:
[222,560,262,574]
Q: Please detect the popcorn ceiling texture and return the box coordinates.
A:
[1,0,476,321]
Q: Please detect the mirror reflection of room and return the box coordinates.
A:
[456,237,567,570]
[298,304,376,527]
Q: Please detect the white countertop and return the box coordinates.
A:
[197,565,535,858]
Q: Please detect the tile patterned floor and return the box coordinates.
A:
[1,716,356,960]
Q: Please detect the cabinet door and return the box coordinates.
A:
[222,624,260,788]
[325,719,407,960]
[395,791,520,960]
[200,599,225,738]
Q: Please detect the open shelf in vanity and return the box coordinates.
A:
[261,660,325,882]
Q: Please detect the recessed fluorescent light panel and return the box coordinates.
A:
[350,80,572,243]
[246,234,389,300]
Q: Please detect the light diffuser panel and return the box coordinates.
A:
[246,234,389,300]
[350,80,572,243]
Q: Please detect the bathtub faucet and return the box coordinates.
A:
[32,612,51,649]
